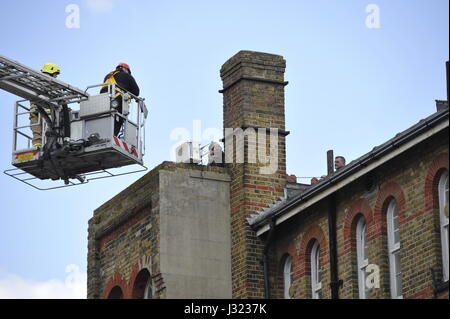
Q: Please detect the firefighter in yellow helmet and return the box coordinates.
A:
[41,63,60,78]
[30,63,61,148]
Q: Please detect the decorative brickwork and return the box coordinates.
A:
[424,152,449,298]
[424,152,449,211]
[297,223,329,299]
[102,273,128,299]
[343,199,374,252]
[298,224,329,276]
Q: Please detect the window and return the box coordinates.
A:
[311,241,322,299]
[132,269,153,299]
[107,286,124,299]
[283,255,293,299]
[439,170,449,282]
[144,277,153,299]
[356,217,369,299]
[387,199,402,298]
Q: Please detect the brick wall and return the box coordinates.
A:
[220,51,288,298]
[87,162,230,299]
[268,127,449,299]
[87,162,163,299]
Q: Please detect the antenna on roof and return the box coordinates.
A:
[446,61,449,102]
[327,150,334,176]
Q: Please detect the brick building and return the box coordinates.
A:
[87,163,232,299]
[87,51,449,299]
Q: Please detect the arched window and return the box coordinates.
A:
[356,216,369,299]
[132,269,153,299]
[107,286,124,299]
[310,241,322,299]
[439,170,449,282]
[387,199,402,298]
[283,255,293,299]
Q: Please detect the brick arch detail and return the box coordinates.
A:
[298,224,328,276]
[424,152,449,211]
[128,255,154,299]
[343,198,374,254]
[343,198,374,237]
[129,255,152,290]
[373,181,407,236]
[279,240,299,280]
[102,273,129,299]
[102,255,165,299]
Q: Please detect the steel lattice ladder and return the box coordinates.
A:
[0,55,88,105]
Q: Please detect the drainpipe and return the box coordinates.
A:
[328,193,342,299]
[262,218,276,299]
[327,150,342,299]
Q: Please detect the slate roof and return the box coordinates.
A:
[248,104,449,230]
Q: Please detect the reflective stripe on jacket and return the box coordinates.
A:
[102,71,126,98]
[100,70,140,97]
[30,104,51,117]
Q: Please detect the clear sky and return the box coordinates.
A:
[0,0,448,298]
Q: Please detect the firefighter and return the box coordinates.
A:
[100,63,140,137]
[30,63,60,148]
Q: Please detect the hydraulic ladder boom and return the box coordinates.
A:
[0,55,88,105]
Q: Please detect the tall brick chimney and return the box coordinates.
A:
[220,51,288,298]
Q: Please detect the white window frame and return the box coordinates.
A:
[283,255,293,299]
[356,217,369,299]
[311,241,322,299]
[387,199,403,299]
[143,277,153,299]
[439,170,449,282]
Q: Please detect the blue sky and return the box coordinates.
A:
[0,0,448,298]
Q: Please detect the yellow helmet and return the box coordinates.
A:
[41,63,60,76]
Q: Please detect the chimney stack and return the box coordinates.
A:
[220,51,288,298]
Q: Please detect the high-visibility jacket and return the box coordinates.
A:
[103,71,126,98]
[30,103,51,118]
[100,70,140,98]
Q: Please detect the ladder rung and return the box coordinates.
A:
[0,55,89,104]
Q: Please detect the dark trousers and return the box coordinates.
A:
[113,97,124,137]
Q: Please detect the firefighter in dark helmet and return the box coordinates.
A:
[100,62,140,137]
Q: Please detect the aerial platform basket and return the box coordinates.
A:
[1,55,148,190]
